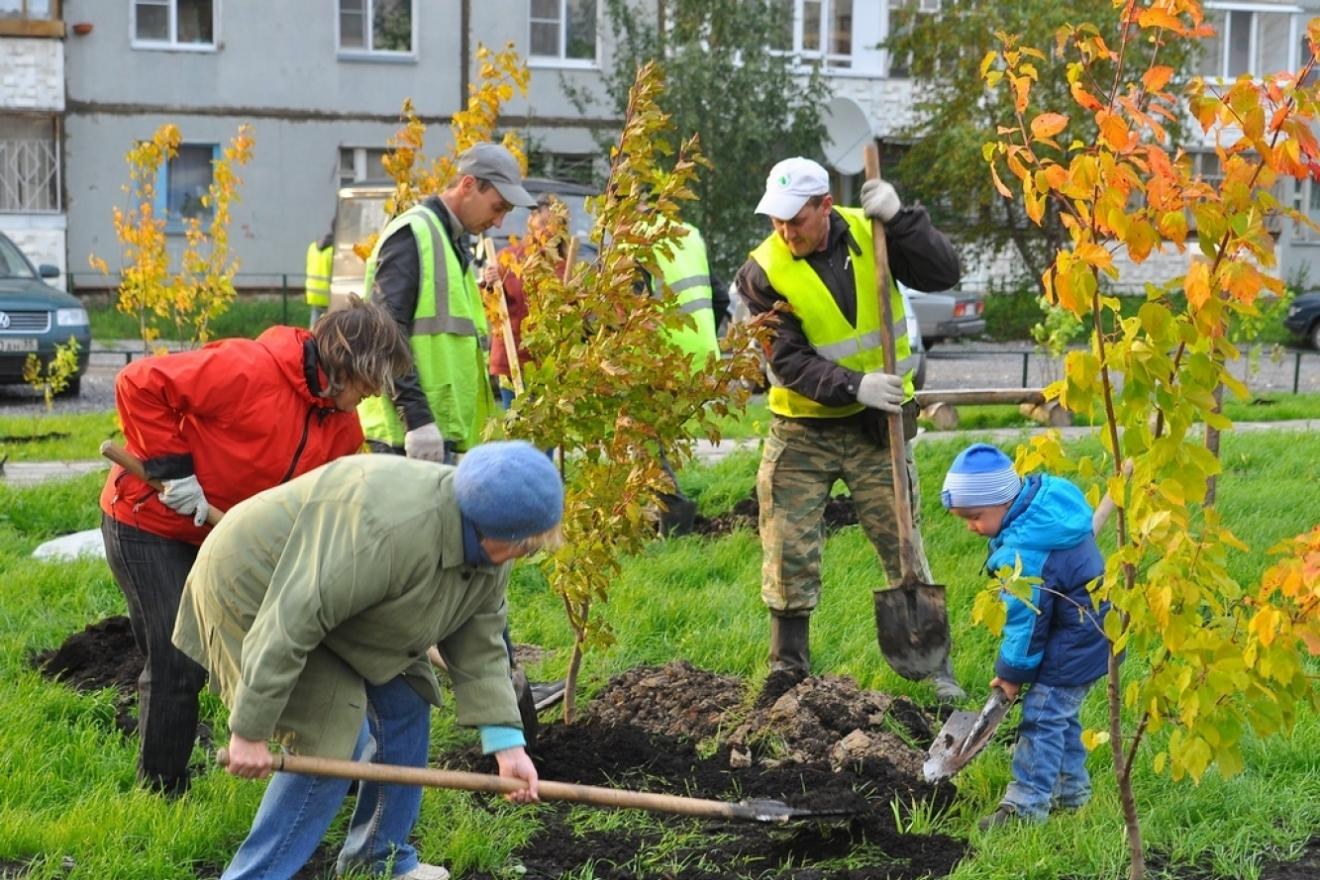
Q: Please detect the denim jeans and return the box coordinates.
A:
[101,514,207,794]
[222,675,432,880]
[1002,680,1095,821]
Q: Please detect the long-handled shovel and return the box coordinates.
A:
[100,440,225,526]
[216,750,853,825]
[862,144,951,682]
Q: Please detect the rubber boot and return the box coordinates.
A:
[657,492,697,537]
[928,653,966,703]
[768,614,810,681]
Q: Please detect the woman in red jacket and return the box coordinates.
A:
[100,295,411,795]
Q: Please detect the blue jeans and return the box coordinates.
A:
[1002,681,1095,822]
[222,676,432,879]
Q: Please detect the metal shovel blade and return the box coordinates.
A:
[922,687,1013,782]
[873,576,950,681]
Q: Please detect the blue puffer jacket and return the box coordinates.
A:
[987,474,1112,687]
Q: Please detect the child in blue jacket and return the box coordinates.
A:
[941,443,1112,830]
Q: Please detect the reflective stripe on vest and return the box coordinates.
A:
[750,206,916,419]
[304,242,332,307]
[358,204,495,450]
[650,221,719,362]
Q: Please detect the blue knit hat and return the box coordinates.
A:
[941,443,1022,510]
[454,441,564,541]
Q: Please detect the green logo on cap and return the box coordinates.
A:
[777,174,790,187]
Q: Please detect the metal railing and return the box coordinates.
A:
[67,271,311,327]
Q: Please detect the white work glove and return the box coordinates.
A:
[158,475,210,527]
[856,371,904,414]
[404,423,446,462]
[860,179,902,224]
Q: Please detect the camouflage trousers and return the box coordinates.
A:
[757,415,932,615]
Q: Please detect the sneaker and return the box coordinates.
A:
[977,804,1018,831]
[394,864,450,880]
[529,679,566,711]
[931,671,966,703]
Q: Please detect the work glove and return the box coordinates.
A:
[860,179,901,224]
[856,371,904,414]
[404,423,446,462]
[158,474,210,527]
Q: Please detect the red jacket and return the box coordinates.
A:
[100,326,365,545]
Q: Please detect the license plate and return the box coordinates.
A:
[0,337,38,353]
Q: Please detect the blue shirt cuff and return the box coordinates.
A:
[479,724,526,755]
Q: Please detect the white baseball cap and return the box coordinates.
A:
[754,157,831,220]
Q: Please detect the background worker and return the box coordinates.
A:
[487,193,568,409]
[734,156,966,701]
[99,296,412,795]
[174,442,562,880]
[360,142,536,463]
[304,222,334,327]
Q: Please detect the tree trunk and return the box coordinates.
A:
[1204,383,1224,507]
[1108,652,1146,879]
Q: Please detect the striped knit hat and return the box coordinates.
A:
[941,443,1022,510]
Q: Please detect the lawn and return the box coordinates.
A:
[0,429,1316,878]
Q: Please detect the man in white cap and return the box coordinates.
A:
[174,441,564,880]
[733,156,966,701]
[359,143,537,464]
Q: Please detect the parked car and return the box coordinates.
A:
[0,232,90,396]
[1284,291,1320,350]
[329,177,598,308]
[900,282,986,348]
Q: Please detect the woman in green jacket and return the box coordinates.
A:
[174,441,563,880]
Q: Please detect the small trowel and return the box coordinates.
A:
[922,686,1014,782]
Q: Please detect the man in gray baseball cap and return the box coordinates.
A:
[457,143,537,211]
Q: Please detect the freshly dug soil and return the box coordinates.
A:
[29,622,1320,879]
[691,493,857,538]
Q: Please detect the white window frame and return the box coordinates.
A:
[885,0,941,78]
[1201,3,1301,81]
[338,146,390,185]
[528,0,599,69]
[773,0,855,71]
[335,0,418,62]
[130,0,219,52]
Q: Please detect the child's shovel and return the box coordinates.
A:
[922,686,1014,782]
[862,143,951,681]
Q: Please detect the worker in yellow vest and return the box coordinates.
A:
[304,227,333,328]
[734,156,966,702]
[357,144,535,463]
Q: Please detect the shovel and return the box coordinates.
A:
[922,686,1014,782]
[862,144,950,681]
[216,749,853,825]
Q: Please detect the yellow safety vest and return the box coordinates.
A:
[356,204,495,451]
[650,221,719,365]
[750,206,916,419]
[304,242,332,307]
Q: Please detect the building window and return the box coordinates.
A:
[339,147,390,185]
[153,143,216,230]
[528,151,597,186]
[1199,8,1293,80]
[0,1,54,18]
[772,0,854,70]
[530,0,597,64]
[133,0,215,49]
[0,115,60,213]
[338,0,414,55]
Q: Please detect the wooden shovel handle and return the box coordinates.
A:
[216,749,766,822]
[480,237,525,396]
[863,145,920,580]
[100,440,224,526]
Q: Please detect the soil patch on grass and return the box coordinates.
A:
[450,661,966,880]
[692,493,857,538]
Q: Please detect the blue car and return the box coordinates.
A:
[1284,291,1320,351]
[0,231,91,396]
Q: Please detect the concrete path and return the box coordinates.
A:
[6,418,1317,487]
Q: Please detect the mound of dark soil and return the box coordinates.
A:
[31,615,142,693]
[691,494,858,538]
[450,661,964,880]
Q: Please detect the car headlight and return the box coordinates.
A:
[56,308,89,326]
[1288,305,1300,318]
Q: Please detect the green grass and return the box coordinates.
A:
[1,432,1317,878]
[0,412,123,462]
[88,295,311,343]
